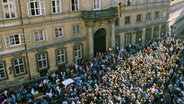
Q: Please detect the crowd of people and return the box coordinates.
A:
[0,35,184,104]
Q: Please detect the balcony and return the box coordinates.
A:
[81,7,118,20]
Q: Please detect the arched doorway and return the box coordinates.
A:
[94,28,106,56]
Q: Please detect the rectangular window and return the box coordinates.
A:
[126,0,132,6]
[154,11,160,19]
[36,52,48,70]
[56,48,66,65]
[137,14,142,22]
[162,10,167,18]
[54,27,64,38]
[72,24,80,34]
[93,0,101,10]
[146,13,151,20]
[0,61,7,80]
[34,30,47,41]
[5,34,25,47]
[13,57,26,76]
[51,0,62,14]
[27,0,46,17]
[125,33,132,46]
[74,45,82,61]
[71,0,79,11]
[2,0,17,19]
[125,16,131,24]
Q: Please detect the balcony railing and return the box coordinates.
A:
[81,7,118,20]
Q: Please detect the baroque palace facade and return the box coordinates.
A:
[0,0,184,86]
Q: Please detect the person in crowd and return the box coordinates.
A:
[0,35,184,104]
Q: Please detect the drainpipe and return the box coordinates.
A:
[18,0,31,80]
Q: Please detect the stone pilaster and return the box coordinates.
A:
[85,21,94,59]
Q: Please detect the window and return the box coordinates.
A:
[5,34,25,47]
[74,45,82,61]
[115,18,119,26]
[0,61,7,80]
[27,0,46,17]
[112,0,119,6]
[51,0,62,14]
[56,48,66,65]
[154,11,160,19]
[2,0,17,19]
[126,0,132,5]
[125,33,132,46]
[162,10,167,18]
[93,0,101,10]
[71,0,79,11]
[136,0,143,4]
[54,27,64,38]
[137,14,142,22]
[72,24,80,34]
[125,16,131,24]
[146,13,151,20]
[34,30,47,41]
[36,52,48,70]
[13,57,26,76]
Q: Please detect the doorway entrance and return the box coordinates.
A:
[94,28,106,57]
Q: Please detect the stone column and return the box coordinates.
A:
[132,31,136,45]
[158,25,161,39]
[109,19,116,49]
[151,26,154,39]
[85,21,94,59]
[142,28,146,43]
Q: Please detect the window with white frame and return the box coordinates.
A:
[74,45,82,61]
[0,61,7,80]
[36,52,48,70]
[93,0,101,10]
[72,24,80,34]
[71,0,79,11]
[2,0,17,19]
[5,34,25,47]
[112,0,119,6]
[56,48,66,65]
[51,0,62,14]
[34,30,47,41]
[13,57,26,76]
[54,27,64,38]
[27,0,46,17]
[162,10,167,18]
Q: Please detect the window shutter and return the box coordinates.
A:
[5,36,10,47]
[41,1,46,15]
[27,2,31,17]
[20,34,25,44]
[0,36,2,49]
[43,30,47,40]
